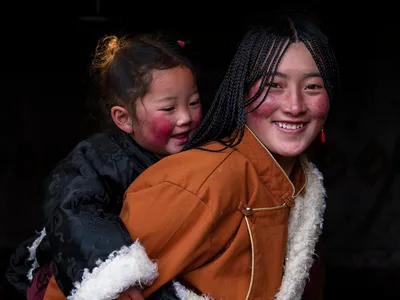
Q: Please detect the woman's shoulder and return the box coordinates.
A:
[126,144,254,196]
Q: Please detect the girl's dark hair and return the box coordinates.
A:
[184,12,339,151]
[90,33,195,124]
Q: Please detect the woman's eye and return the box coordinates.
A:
[267,82,280,88]
[306,84,323,90]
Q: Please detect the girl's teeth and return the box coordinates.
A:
[276,122,304,129]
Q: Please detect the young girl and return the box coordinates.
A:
[43,13,338,300]
[6,33,202,300]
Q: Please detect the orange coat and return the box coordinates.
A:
[44,126,326,300]
[121,126,325,299]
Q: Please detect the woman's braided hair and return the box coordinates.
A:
[184,12,339,152]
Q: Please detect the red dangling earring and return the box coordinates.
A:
[320,127,326,143]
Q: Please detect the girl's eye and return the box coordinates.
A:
[190,99,201,106]
[160,107,174,112]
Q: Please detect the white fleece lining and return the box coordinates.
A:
[275,156,326,300]
[26,227,47,281]
[68,240,158,300]
[173,281,212,300]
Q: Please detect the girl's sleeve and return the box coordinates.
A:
[42,138,160,299]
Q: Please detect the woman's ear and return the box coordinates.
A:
[110,106,133,133]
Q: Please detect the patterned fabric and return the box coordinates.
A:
[6,232,50,295]
[6,129,178,299]
[27,261,54,300]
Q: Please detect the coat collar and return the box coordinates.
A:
[275,155,326,300]
[233,126,307,206]
[232,126,326,299]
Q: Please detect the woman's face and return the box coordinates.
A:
[245,42,330,158]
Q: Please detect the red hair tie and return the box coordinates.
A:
[177,40,185,48]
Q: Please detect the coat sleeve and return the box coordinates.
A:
[5,232,44,295]
[42,138,159,299]
[120,182,216,298]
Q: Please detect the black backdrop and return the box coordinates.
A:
[2,4,400,299]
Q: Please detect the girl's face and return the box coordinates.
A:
[132,66,202,157]
[245,42,330,158]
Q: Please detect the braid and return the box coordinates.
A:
[184,13,339,152]
[246,37,290,112]
[183,31,254,151]
[299,28,339,101]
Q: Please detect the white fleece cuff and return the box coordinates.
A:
[68,240,158,300]
[27,227,47,281]
[173,281,212,300]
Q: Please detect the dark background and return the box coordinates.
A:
[1,2,399,299]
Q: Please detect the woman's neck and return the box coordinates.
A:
[273,154,297,177]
